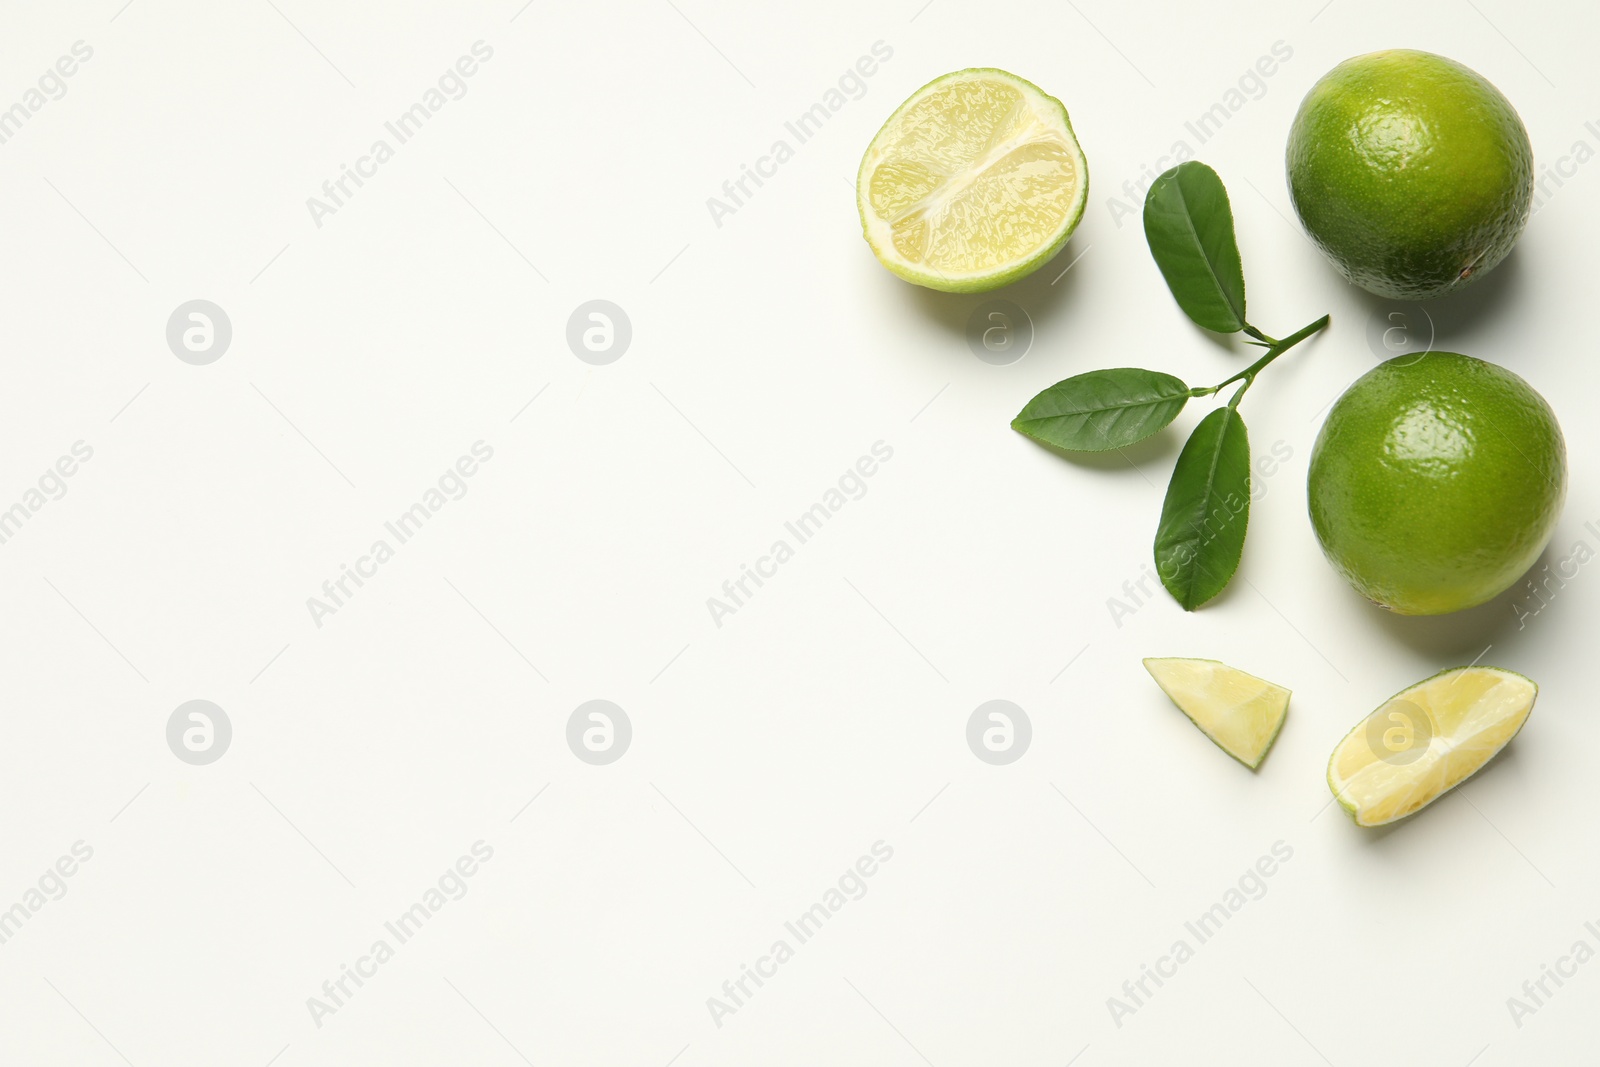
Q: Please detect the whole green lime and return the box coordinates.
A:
[1308,353,1565,615]
[1286,50,1532,300]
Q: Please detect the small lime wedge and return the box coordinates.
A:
[1143,658,1290,769]
[1327,666,1536,827]
[856,68,1088,292]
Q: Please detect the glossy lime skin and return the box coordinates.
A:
[1308,353,1566,615]
[1287,50,1532,300]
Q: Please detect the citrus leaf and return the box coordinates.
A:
[1154,407,1251,610]
[1143,162,1247,333]
[1012,369,1194,452]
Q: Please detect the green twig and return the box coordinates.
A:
[1193,314,1331,400]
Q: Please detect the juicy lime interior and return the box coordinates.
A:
[1327,666,1536,827]
[1144,658,1291,769]
[857,69,1087,291]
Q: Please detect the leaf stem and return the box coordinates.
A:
[1227,378,1251,410]
[1198,314,1330,400]
[1242,324,1278,345]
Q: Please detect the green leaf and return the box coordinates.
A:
[1143,162,1247,334]
[1012,368,1193,452]
[1154,407,1251,610]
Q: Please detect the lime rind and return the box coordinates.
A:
[1286,49,1533,301]
[1307,351,1567,616]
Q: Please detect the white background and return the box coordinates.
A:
[0,0,1595,1063]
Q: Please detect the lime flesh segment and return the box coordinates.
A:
[1327,666,1536,827]
[1143,658,1291,769]
[857,68,1088,292]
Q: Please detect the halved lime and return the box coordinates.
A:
[1327,666,1536,827]
[856,68,1088,292]
[1143,658,1290,769]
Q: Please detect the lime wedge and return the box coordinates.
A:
[1328,666,1536,827]
[1143,658,1290,769]
[856,68,1088,292]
